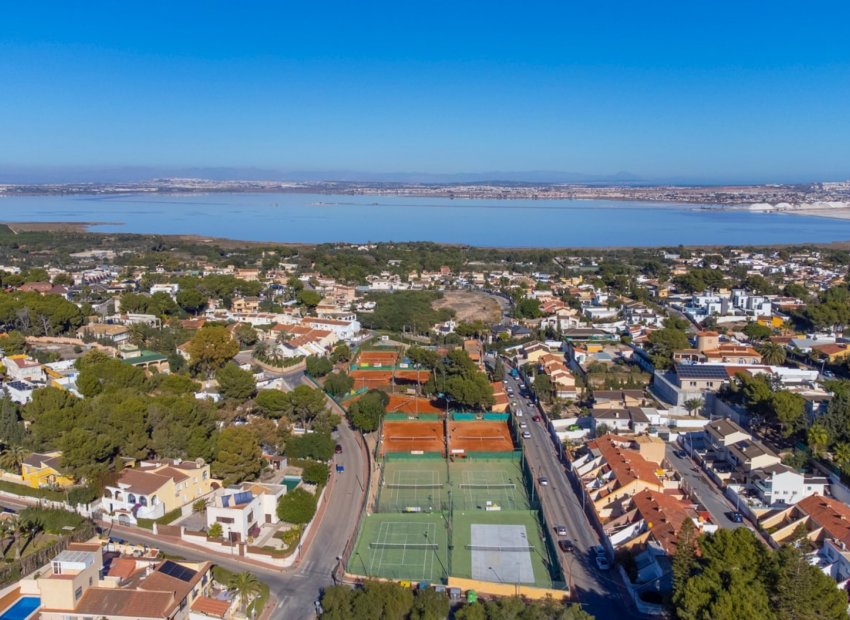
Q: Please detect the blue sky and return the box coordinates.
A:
[1,1,849,183]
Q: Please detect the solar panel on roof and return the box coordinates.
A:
[675,364,729,380]
[159,559,197,582]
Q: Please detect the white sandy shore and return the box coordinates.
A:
[747,201,850,221]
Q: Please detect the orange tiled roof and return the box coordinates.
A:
[631,489,696,554]
[798,495,850,547]
[587,434,662,488]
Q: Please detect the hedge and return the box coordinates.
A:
[136,507,183,530]
[0,479,67,501]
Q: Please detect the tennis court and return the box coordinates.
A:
[382,420,445,455]
[355,349,400,366]
[348,513,449,582]
[449,457,530,511]
[448,420,514,453]
[451,510,554,588]
[378,459,448,513]
[385,394,444,415]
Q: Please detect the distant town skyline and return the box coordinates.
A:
[2,2,850,183]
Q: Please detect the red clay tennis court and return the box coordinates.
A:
[447,421,515,453]
[385,395,444,415]
[350,369,431,390]
[355,350,399,366]
[382,421,445,455]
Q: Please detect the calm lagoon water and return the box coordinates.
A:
[1,192,849,247]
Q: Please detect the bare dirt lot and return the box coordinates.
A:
[432,290,502,324]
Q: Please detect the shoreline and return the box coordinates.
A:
[4,220,850,251]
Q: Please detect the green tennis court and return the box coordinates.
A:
[451,510,555,588]
[449,457,531,511]
[348,513,449,582]
[378,459,449,513]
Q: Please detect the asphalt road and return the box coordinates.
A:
[664,444,749,531]
[504,373,634,620]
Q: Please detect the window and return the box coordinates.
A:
[75,586,83,600]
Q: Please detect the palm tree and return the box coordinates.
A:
[684,398,704,417]
[0,446,29,473]
[0,518,15,557]
[834,442,850,469]
[808,424,830,457]
[226,571,263,615]
[757,342,787,366]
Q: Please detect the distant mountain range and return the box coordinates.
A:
[0,165,644,185]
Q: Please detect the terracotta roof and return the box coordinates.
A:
[108,558,140,580]
[631,489,697,554]
[587,434,662,488]
[72,588,176,618]
[114,469,172,495]
[798,495,850,547]
[191,596,232,618]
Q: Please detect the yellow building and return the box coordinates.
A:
[21,452,75,489]
[102,459,213,522]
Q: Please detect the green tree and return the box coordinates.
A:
[743,322,772,341]
[207,522,223,539]
[60,427,118,482]
[226,572,264,616]
[233,323,259,348]
[285,431,335,461]
[255,389,289,418]
[409,587,450,620]
[648,326,690,369]
[301,460,329,486]
[277,487,318,524]
[684,398,704,417]
[769,390,805,437]
[772,544,847,620]
[176,288,207,315]
[515,297,542,319]
[320,585,353,620]
[0,397,24,446]
[297,289,322,309]
[808,423,829,457]
[187,326,239,375]
[281,385,329,429]
[348,390,388,432]
[533,373,554,404]
[306,355,333,377]
[324,371,355,398]
[672,518,698,600]
[330,342,351,364]
[213,427,262,486]
[216,363,256,401]
[757,342,787,366]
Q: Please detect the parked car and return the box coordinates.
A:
[539,476,549,486]
[591,545,606,558]
[595,555,611,571]
[558,539,575,553]
[555,525,568,536]
[727,511,744,523]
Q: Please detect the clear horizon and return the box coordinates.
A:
[2,1,850,183]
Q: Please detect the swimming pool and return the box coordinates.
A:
[0,597,40,620]
[283,476,302,491]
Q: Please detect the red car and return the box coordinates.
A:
[335,444,343,454]
[532,415,541,422]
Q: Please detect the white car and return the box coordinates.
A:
[515,410,523,417]
[519,422,527,428]
[522,431,532,439]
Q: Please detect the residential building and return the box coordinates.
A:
[36,545,213,620]
[21,451,74,489]
[205,482,287,542]
[231,296,260,314]
[3,355,45,383]
[119,344,170,374]
[102,459,212,523]
[76,322,131,344]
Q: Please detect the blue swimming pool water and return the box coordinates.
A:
[283,476,302,491]
[0,597,40,620]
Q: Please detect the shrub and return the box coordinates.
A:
[277,488,317,525]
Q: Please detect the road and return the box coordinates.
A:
[664,444,750,531]
[504,372,633,620]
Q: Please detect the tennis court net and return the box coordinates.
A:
[385,483,444,489]
[465,544,535,552]
[369,542,440,550]
[459,483,517,490]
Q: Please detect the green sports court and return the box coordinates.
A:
[448,455,531,512]
[347,512,450,582]
[377,458,449,513]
